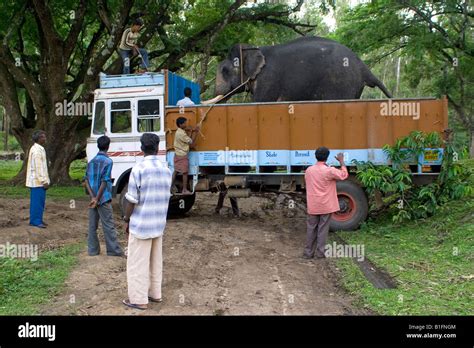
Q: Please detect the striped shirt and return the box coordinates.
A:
[84,152,113,206]
[119,28,139,50]
[125,155,172,239]
[26,143,50,188]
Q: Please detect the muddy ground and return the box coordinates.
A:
[0,193,368,315]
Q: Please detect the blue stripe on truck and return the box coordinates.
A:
[167,148,443,175]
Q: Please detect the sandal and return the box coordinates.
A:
[148,297,162,303]
[122,299,147,310]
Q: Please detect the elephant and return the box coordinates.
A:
[214,36,392,102]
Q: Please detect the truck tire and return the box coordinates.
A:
[119,183,196,217]
[168,193,196,215]
[330,180,368,232]
[119,184,129,217]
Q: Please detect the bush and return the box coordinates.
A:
[355,131,472,223]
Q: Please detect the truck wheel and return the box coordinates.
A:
[330,180,368,232]
[119,184,129,217]
[168,193,196,215]
[119,183,196,216]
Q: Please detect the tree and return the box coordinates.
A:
[0,0,312,184]
[334,0,474,156]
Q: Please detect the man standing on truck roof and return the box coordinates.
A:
[122,133,172,310]
[26,130,50,229]
[176,87,195,107]
[303,147,348,259]
[172,117,200,195]
[119,18,149,74]
[83,136,123,257]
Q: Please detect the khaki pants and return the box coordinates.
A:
[127,233,163,305]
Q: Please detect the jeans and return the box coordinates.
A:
[88,201,123,256]
[29,187,46,226]
[119,48,149,74]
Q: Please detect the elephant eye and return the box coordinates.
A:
[222,66,229,75]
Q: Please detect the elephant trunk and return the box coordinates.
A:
[215,69,230,96]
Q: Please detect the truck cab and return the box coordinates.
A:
[86,71,200,214]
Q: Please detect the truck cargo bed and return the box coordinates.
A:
[165,97,448,175]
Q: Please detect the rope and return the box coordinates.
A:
[196,77,250,139]
[239,44,244,90]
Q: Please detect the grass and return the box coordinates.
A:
[0,159,88,199]
[0,159,87,181]
[0,243,83,315]
[0,185,87,199]
[333,159,474,315]
[0,160,22,181]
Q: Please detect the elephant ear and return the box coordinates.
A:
[243,47,265,80]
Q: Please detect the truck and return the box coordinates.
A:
[86,71,448,231]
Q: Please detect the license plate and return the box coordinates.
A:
[424,150,440,162]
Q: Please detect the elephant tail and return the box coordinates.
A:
[365,71,392,98]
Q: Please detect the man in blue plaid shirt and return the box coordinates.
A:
[84,136,123,257]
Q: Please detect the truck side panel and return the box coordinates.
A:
[165,98,447,172]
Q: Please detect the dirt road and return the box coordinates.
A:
[0,194,366,315]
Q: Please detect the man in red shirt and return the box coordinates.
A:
[303,147,348,259]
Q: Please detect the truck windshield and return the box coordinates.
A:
[137,99,160,133]
[93,101,105,135]
[111,101,132,133]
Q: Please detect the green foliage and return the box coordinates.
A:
[69,159,87,181]
[355,131,472,223]
[334,0,474,152]
[382,131,442,165]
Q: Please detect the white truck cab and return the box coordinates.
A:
[86,72,200,214]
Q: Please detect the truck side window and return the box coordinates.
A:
[111,101,132,133]
[93,101,105,135]
[137,99,160,133]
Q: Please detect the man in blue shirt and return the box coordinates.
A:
[84,136,123,256]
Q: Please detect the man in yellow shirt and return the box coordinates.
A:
[172,117,199,195]
[26,130,50,228]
